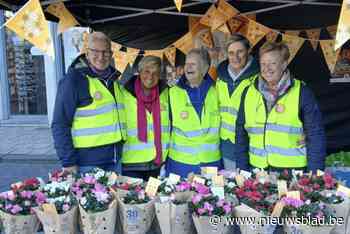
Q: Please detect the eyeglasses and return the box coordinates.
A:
[88,48,112,57]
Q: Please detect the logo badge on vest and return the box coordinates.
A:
[180,111,189,119]
[94,91,103,100]
[275,104,285,113]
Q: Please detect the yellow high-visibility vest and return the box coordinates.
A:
[71,75,126,148]
[169,84,221,165]
[216,75,257,143]
[121,87,170,164]
[244,79,307,168]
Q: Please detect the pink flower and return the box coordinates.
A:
[83,175,96,184]
[5,204,12,210]
[216,199,225,207]
[35,191,47,205]
[193,183,210,195]
[175,181,191,192]
[138,190,146,200]
[0,192,8,199]
[223,204,232,214]
[10,205,23,214]
[203,202,214,212]
[20,191,33,199]
[62,204,70,212]
[197,208,206,215]
[7,191,16,201]
[75,190,83,199]
[135,185,142,193]
[93,183,107,193]
[191,194,202,204]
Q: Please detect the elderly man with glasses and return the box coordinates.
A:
[52,32,126,174]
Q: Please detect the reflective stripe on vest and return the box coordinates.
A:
[121,87,170,164]
[169,84,220,165]
[244,79,306,168]
[217,76,257,143]
[72,75,125,148]
[75,103,125,117]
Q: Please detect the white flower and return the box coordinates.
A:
[164,186,173,193]
[94,170,105,180]
[80,197,87,206]
[252,168,261,174]
[227,182,236,188]
[24,200,31,206]
[305,200,311,205]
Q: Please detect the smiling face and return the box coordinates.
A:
[86,38,112,71]
[184,54,203,86]
[260,50,288,86]
[139,64,160,91]
[227,41,250,73]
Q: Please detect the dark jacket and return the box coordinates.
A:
[122,75,169,171]
[235,77,327,172]
[217,58,259,96]
[51,54,122,167]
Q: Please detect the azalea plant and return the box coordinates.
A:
[10,177,42,192]
[41,181,77,214]
[71,175,114,213]
[189,193,234,216]
[0,189,46,215]
[234,178,278,215]
[122,189,151,204]
[82,168,117,187]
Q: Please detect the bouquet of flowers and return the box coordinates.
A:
[33,181,78,234]
[0,178,45,234]
[82,167,118,187]
[233,178,279,234]
[117,187,155,234]
[72,174,117,234]
[282,199,336,234]
[112,176,144,198]
[189,193,234,234]
[155,179,195,234]
[48,169,76,184]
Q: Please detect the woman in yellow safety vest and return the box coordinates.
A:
[121,56,170,180]
[235,42,326,172]
[166,48,223,178]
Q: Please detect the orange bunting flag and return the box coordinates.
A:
[113,50,129,73]
[4,0,54,58]
[217,0,239,22]
[126,47,140,66]
[46,2,79,34]
[246,21,269,47]
[227,17,244,33]
[282,34,305,64]
[217,23,231,35]
[189,16,201,32]
[335,0,350,50]
[200,5,226,31]
[144,49,164,58]
[246,14,256,21]
[111,42,122,53]
[173,32,194,54]
[174,0,182,12]
[199,30,214,48]
[208,66,218,81]
[266,30,279,42]
[327,25,337,39]
[320,40,340,73]
[164,47,177,67]
[305,29,321,51]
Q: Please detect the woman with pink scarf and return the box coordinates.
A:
[121,56,170,180]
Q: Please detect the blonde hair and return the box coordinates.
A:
[259,42,290,61]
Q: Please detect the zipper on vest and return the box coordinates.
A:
[113,144,117,164]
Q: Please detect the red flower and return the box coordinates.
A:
[313,183,321,190]
[119,183,129,190]
[246,191,263,201]
[243,179,257,190]
[303,186,313,193]
[298,177,310,186]
[323,173,336,189]
[283,169,289,177]
[234,187,246,198]
[23,178,40,187]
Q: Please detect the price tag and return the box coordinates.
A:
[337,185,350,197]
[317,170,324,176]
[240,170,252,179]
[211,187,225,200]
[201,167,218,176]
[43,203,58,216]
[277,180,288,198]
[193,176,206,185]
[271,201,285,217]
[145,177,161,197]
[286,191,301,200]
[235,175,245,187]
[168,173,181,184]
[212,175,225,187]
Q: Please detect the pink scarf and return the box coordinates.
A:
[135,78,162,166]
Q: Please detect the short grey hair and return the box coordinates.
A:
[88,32,111,50]
[226,33,251,52]
[138,55,162,73]
[187,48,211,76]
